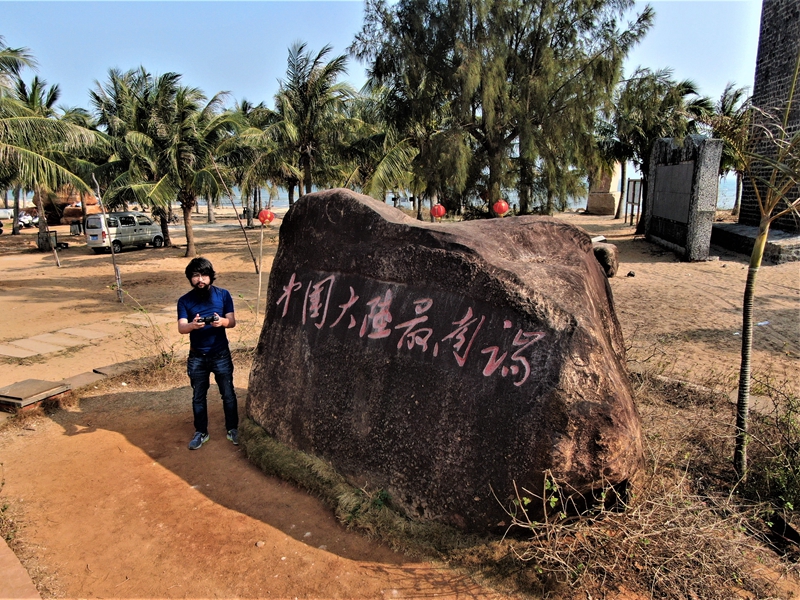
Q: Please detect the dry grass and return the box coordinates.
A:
[240,369,800,599]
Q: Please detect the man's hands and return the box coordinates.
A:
[178,312,235,335]
[191,313,228,328]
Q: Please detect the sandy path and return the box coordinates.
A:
[1,384,500,598]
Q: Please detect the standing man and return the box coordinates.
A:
[178,257,239,450]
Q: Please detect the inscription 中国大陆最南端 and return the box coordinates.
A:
[273,270,547,387]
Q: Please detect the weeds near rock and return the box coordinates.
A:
[121,290,179,368]
[744,375,800,511]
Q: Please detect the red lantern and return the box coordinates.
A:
[492,199,510,216]
[430,203,446,219]
[257,209,275,224]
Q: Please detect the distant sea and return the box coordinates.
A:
[181,175,741,213]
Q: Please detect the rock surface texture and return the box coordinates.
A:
[247,189,642,531]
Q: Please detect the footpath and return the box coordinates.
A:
[0,308,184,600]
[0,308,176,412]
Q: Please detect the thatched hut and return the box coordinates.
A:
[32,186,102,225]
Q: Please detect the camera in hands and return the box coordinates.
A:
[199,315,219,324]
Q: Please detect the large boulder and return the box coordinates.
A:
[247,189,642,531]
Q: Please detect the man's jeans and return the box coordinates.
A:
[187,347,238,435]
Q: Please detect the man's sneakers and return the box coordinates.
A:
[227,429,239,446]
[188,430,238,450]
[188,431,209,450]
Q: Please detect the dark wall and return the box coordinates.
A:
[739,0,800,232]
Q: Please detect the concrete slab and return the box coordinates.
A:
[0,379,71,409]
[0,537,40,599]
[712,222,800,263]
[58,327,111,340]
[0,344,37,358]
[9,339,66,354]
[77,320,125,334]
[62,371,107,389]
[122,314,174,326]
[93,358,151,378]
[29,333,87,348]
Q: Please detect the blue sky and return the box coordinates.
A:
[1,0,762,111]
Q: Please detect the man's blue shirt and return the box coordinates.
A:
[177,286,235,354]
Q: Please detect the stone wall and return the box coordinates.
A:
[738,0,800,232]
[644,136,722,261]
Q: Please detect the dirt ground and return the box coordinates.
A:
[0,207,798,599]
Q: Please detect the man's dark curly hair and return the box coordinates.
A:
[185,257,216,284]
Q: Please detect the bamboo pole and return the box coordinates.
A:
[211,160,259,274]
[93,175,123,303]
[256,222,265,324]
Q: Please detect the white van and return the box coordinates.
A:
[85,211,164,254]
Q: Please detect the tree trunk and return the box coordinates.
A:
[544,190,555,216]
[733,219,770,480]
[302,154,313,194]
[288,183,295,206]
[35,189,51,252]
[732,172,743,217]
[12,186,20,235]
[518,177,531,216]
[2,189,7,209]
[416,194,423,221]
[153,207,172,247]
[183,201,197,258]
[487,149,502,214]
[246,189,255,228]
[207,197,216,223]
[615,162,627,220]
[635,175,649,235]
[80,192,88,229]
[257,187,262,213]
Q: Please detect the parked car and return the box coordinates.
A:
[85,211,164,254]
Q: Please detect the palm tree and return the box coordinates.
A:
[169,87,240,257]
[0,36,36,93]
[14,75,64,241]
[338,87,418,200]
[275,42,353,194]
[226,99,299,214]
[15,76,60,117]
[0,95,102,245]
[708,83,751,217]
[595,93,638,220]
[613,68,712,233]
[90,68,181,245]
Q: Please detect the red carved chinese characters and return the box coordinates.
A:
[303,275,335,328]
[440,307,485,365]
[360,289,394,339]
[329,286,360,329]
[275,272,303,317]
[276,272,547,385]
[395,298,434,351]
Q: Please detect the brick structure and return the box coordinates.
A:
[738,0,800,232]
